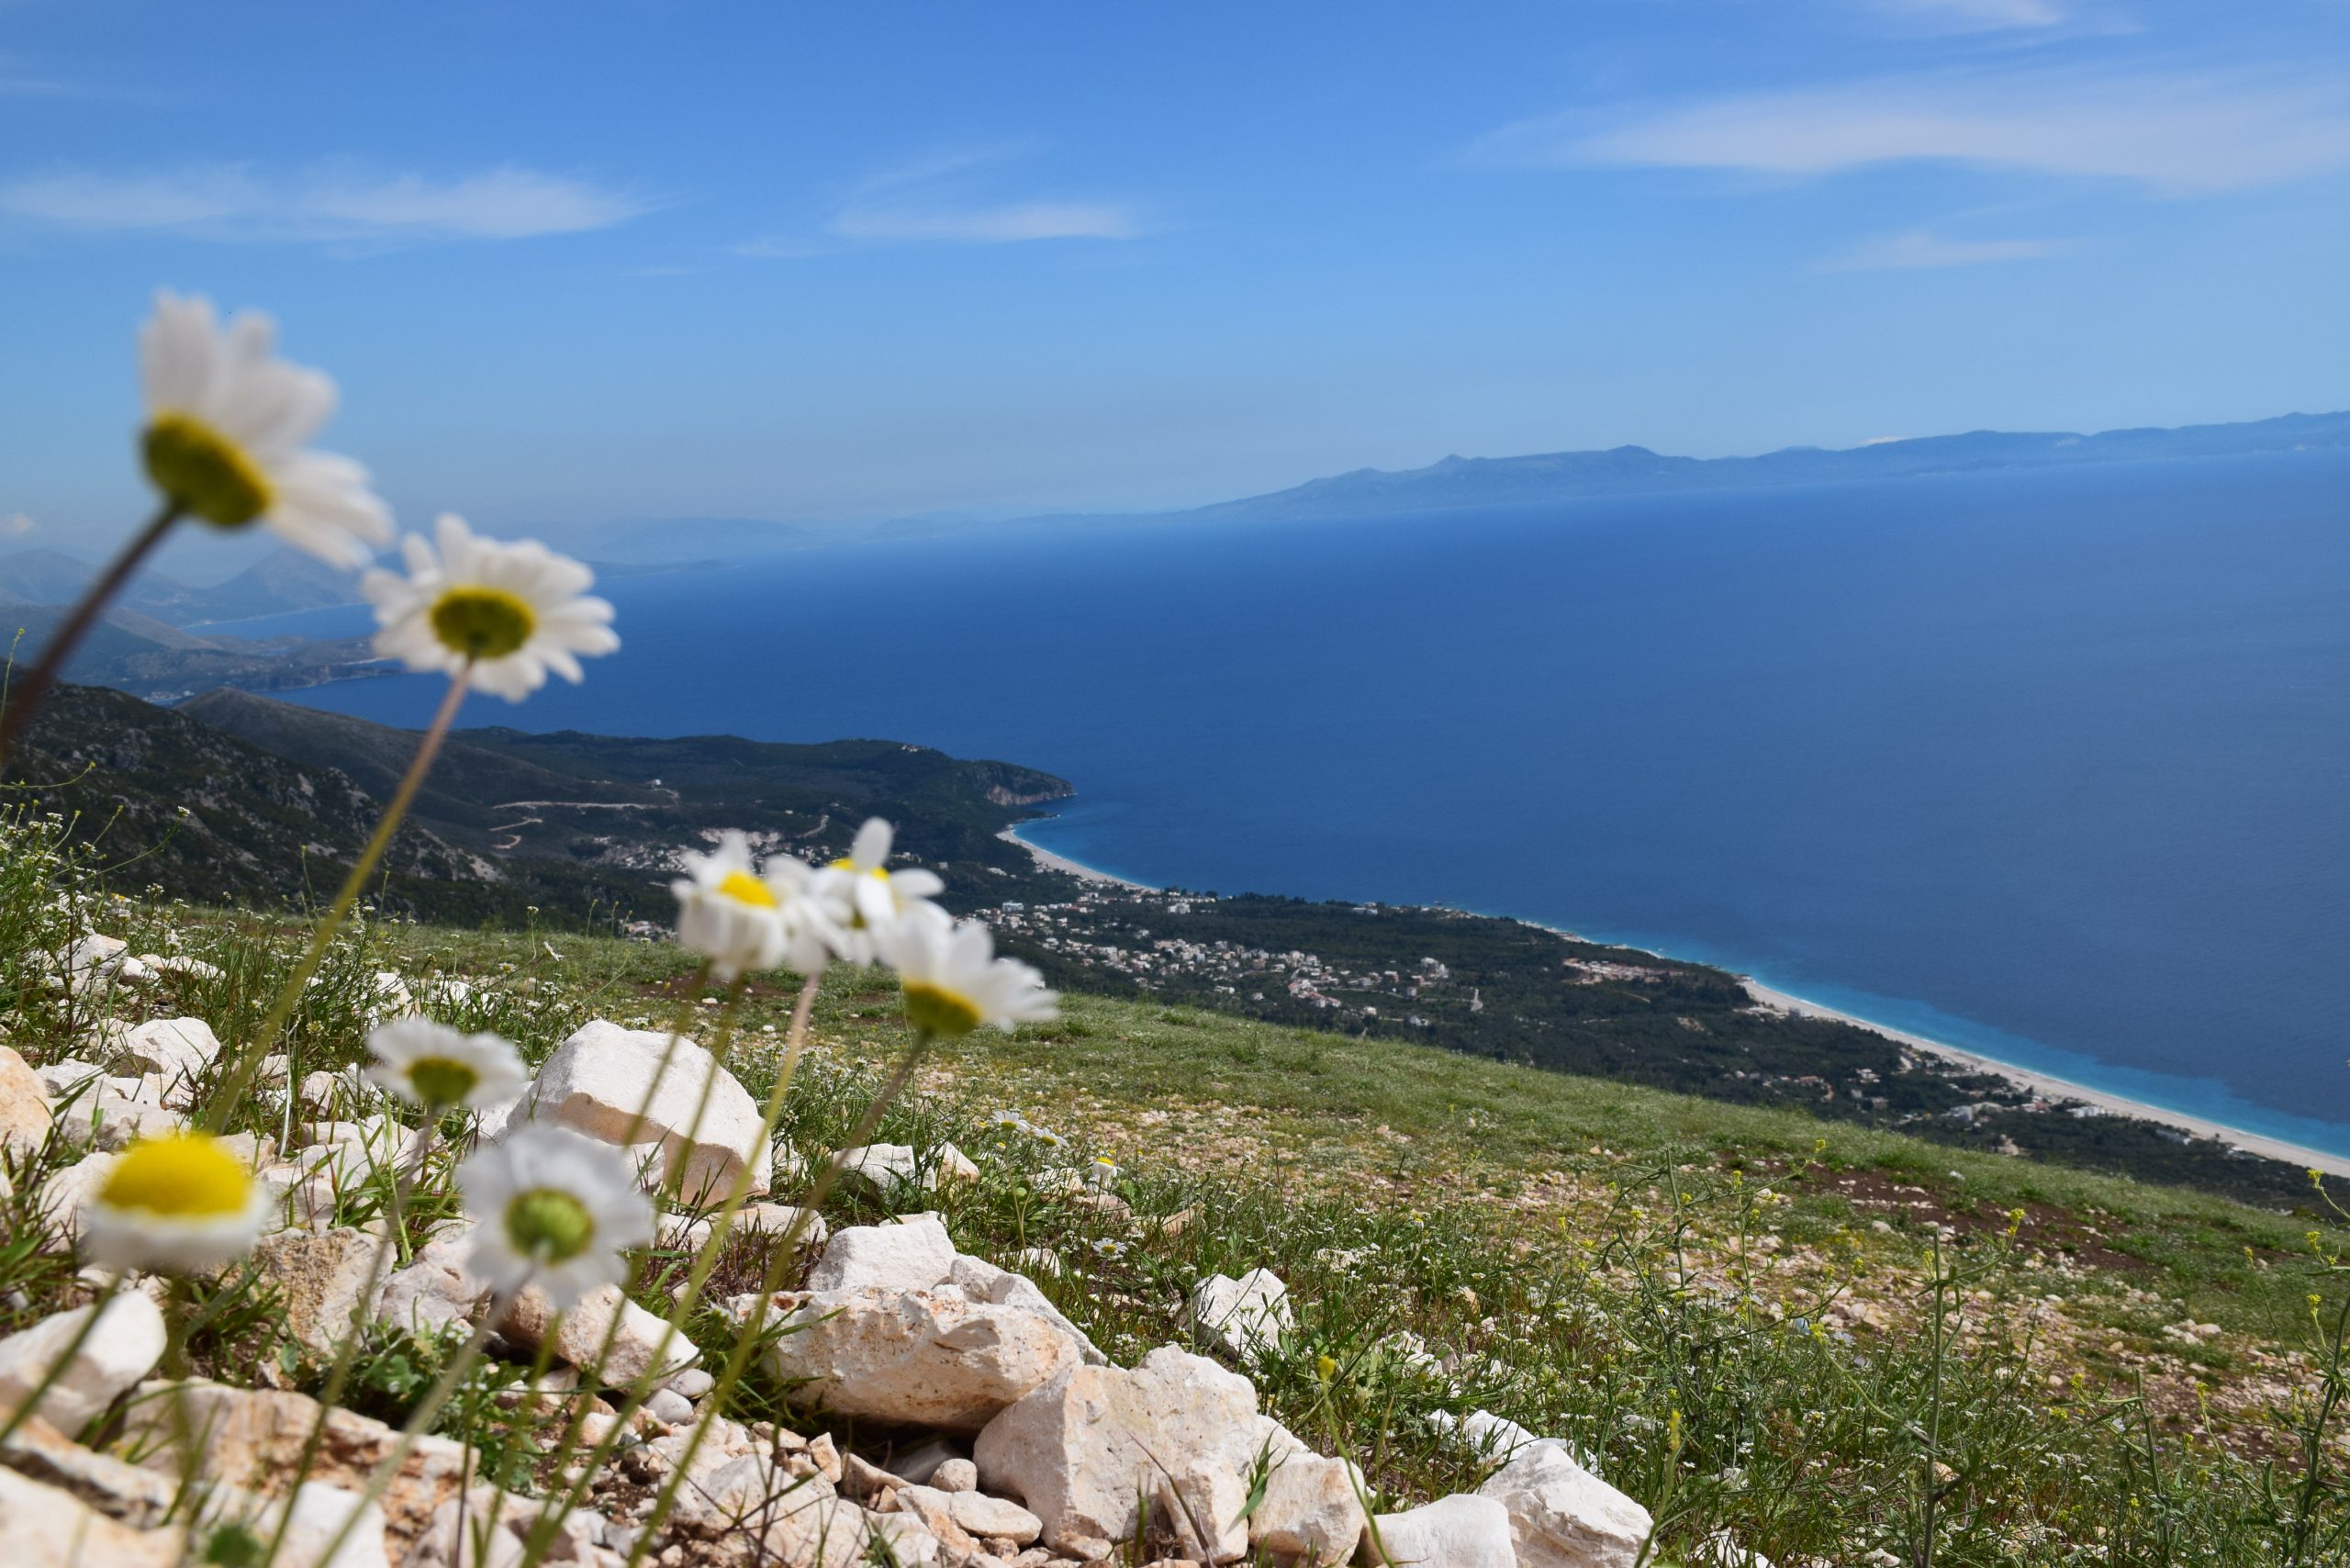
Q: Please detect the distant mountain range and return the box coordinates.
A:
[1181,409,2350,525]
[531,408,2350,561]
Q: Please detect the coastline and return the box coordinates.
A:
[998,824,1160,890]
[1740,980,2350,1180]
[1005,823,2350,1180]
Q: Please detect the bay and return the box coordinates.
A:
[261,450,2350,1154]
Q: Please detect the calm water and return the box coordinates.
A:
[263,453,2350,1153]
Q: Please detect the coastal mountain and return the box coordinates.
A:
[0,600,385,702]
[0,544,365,626]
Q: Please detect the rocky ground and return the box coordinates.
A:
[0,919,2344,1566]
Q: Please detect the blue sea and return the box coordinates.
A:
[249,452,2350,1155]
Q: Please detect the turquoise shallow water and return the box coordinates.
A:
[262,450,2350,1156]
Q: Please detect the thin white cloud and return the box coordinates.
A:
[1863,0,2070,31]
[732,235,831,260]
[0,513,33,538]
[0,163,652,243]
[1825,227,2078,268]
[828,199,1143,244]
[1487,68,2350,194]
[734,142,1146,252]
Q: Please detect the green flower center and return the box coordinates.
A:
[143,412,272,528]
[404,1055,480,1108]
[506,1186,596,1262]
[903,981,982,1038]
[430,586,538,660]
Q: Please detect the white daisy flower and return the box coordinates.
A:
[811,818,946,964]
[456,1123,654,1310]
[139,290,391,568]
[361,513,619,702]
[82,1132,270,1274]
[879,903,1058,1036]
[364,1018,528,1112]
[671,832,847,981]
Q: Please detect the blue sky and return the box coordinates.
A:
[5,0,2348,563]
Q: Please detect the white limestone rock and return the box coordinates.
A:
[950,1253,1110,1367]
[1477,1444,1652,1568]
[765,1283,1081,1432]
[0,1464,184,1566]
[1366,1494,1516,1568]
[252,1227,383,1361]
[835,1142,921,1195]
[1252,1453,1367,1565]
[973,1344,1261,1562]
[928,1457,979,1494]
[907,1483,1043,1545]
[500,1282,699,1385]
[376,1231,486,1335]
[807,1213,957,1295]
[0,1045,51,1154]
[105,1016,222,1085]
[29,1058,103,1103]
[0,1293,167,1432]
[36,1149,118,1249]
[522,1020,771,1202]
[265,1479,394,1568]
[1185,1268,1294,1363]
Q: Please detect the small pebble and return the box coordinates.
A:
[931,1457,979,1493]
[645,1387,693,1425]
[666,1368,715,1399]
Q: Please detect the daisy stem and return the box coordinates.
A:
[259,1119,435,1568]
[308,1276,519,1568]
[515,969,825,1568]
[208,669,472,1137]
[0,1270,128,1448]
[516,960,714,1477]
[610,1025,934,1568]
[0,502,182,774]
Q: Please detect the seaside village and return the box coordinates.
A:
[974,889,1464,1029]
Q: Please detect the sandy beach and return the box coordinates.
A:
[1742,979,2350,1180]
[997,825,1160,890]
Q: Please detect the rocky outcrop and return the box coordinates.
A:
[974,1345,1263,1562]
[1369,1494,1519,1568]
[755,1284,1081,1432]
[1478,1443,1653,1568]
[0,1294,167,1434]
[520,1020,771,1202]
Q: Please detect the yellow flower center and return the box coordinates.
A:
[100,1133,254,1220]
[717,870,778,909]
[903,981,983,1037]
[506,1187,596,1262]
[429,586,538,660]
[143,412,272,529]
